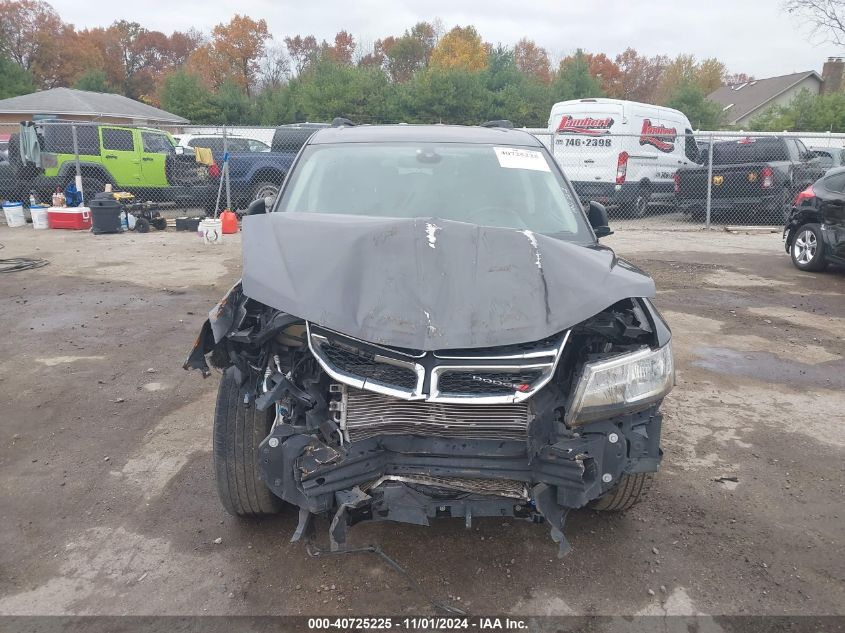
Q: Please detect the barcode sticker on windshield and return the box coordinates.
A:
[494,147,550,172]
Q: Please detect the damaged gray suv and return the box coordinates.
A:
[185,123,674,555]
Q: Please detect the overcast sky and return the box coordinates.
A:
[49,0,838,78]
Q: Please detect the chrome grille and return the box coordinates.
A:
[320,339,418,390]
[309,323,569,405]
[340,388,530,442]
[437,370,544,396]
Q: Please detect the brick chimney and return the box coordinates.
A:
[822,57,844,94]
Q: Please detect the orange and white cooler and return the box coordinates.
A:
[48,207,92,230]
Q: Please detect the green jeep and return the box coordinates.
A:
[11,123,215,208]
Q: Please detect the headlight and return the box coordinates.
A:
[565,342,674,427]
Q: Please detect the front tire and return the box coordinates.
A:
[591,473,652,512]
[214,367,285,517]
[790,223,827,272]
[251,180,280,202]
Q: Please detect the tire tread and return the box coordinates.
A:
[591,472,652,512]
[213,368,283,517]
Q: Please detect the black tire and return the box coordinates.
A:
[151,216,167,231]
[134,217,150,233]
[789,223,827,272]
[214,367,285,517]
[624,185,651,219]
[250,180,280,202]
[591,473,652,512]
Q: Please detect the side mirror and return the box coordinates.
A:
[246,197,267,216]
[587,201,613,238]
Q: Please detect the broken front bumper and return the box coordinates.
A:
[258,406,662,554]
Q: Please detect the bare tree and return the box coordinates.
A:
[784,0,845,45]
[259,44,291,91]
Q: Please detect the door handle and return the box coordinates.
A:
[142,157,154,162]
[105,154,117,159]
[584,159,595,164]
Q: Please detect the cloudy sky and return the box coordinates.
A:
[50,0,837,78]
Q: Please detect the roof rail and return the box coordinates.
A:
[480,120,514,129]
[331,117,356,127]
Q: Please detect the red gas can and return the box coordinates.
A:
[220,209,238,234]
[48,207,92,230]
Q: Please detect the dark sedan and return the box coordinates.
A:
[784,167,845,271]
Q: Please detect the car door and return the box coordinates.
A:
[140,131,173,188]
[819,171,845,262]
[792,139,822,185]
[100,127,141,186]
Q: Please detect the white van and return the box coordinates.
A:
[547,98,700,217]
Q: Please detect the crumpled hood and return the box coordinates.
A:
[241,212,655,350]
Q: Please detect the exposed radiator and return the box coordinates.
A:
[337,387,531,442]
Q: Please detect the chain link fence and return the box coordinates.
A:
[3,120,845,231]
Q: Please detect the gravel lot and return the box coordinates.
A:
[0,223,843,617]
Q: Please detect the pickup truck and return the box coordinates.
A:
[674,136,825,222]
[201,124,327,211]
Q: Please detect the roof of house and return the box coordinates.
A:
[0,88,189,124]
[707,71,822,124]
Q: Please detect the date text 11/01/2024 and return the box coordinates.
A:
[307,617,529,630]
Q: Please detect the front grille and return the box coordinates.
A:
[341,388,530,442]
[437,370,545,396]
[309,323,569,404]
[321,340,417,390]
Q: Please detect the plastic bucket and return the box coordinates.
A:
[3,203,25,228]
[200,218,223,245]
[30,205,49,230]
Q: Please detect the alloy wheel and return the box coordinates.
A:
[793,229,817,264]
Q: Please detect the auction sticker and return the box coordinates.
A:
[494,147,550,172]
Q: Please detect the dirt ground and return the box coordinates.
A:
[0,222,843,618]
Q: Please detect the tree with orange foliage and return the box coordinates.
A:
[284,34,319,75]
[582,52,622,97]
[513,38,551,83]
[614,48,668,103]
[325,30,355,65]
[189,15,270,96]
[429,25,488,72]
[0,0,63,70]
[0,0,63,85]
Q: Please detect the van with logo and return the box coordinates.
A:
[548,98,700,217]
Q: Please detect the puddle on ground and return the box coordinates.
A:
[692,346,845,389]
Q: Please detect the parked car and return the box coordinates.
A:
[199,123,328,211]
[8,123,216,209]
[184,123,674,555]
[548,98,700,217]
[675,136,825,222]
[805,146,845,174]
[172,133,270,154]
[784,167,845,271]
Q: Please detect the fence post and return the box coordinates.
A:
[705,133,714,229]
[223,125,231,211]
[70,124,83,205]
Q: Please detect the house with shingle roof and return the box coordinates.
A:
[0,87,188,133]
[708,71,823,128]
